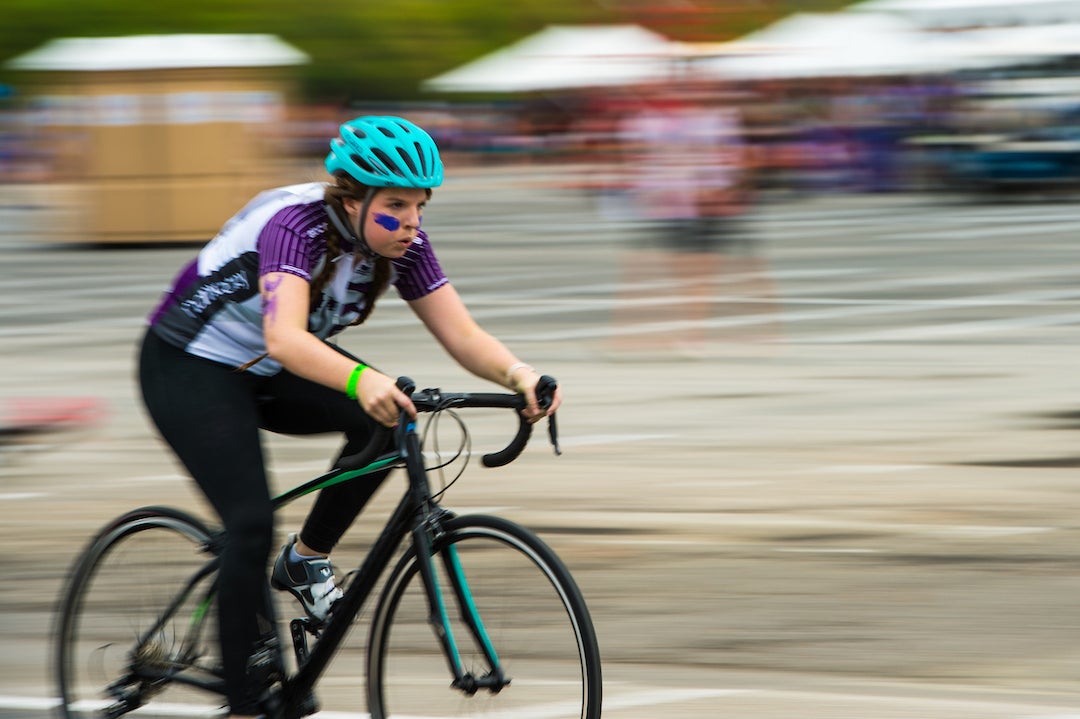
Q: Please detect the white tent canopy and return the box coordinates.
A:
[5,34,309,71]
[698,12,981,80]
[848,0,1080,30]
[697,10,1066,80]
[422,14,1080,90]
[422,24,676,93]
[954,22,1080,63]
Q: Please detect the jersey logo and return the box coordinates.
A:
[179,271,251,319]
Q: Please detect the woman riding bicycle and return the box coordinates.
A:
[138,115,560,719]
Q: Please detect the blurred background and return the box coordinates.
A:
[3,2,1080,718]
[3,0,1080,240]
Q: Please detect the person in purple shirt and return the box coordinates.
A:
[138,116,560,719]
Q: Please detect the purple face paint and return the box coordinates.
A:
[373,213,401,231]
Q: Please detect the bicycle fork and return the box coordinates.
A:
[398,415,507,696]
[412,522,508,695]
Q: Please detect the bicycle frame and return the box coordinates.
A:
[147,377,558,718]
[272,414,512,716]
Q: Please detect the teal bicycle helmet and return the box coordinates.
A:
[325,115,444,188]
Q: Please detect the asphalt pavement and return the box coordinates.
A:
[2,166,1080,718]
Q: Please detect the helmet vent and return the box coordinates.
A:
[396,147,419,175]
[371,148,400,176]
[377,125,396,138]
[349,153,379,176]
[413,142,427,174]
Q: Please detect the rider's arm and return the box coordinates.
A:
[407,283,561,420]
[260,271,413,426]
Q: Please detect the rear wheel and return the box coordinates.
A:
[55,507,224,719]
[367,514,602,719]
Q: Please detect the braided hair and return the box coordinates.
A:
[318,173,393,327]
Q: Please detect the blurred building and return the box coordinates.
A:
[4,34,307,243]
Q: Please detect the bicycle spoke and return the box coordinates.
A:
[368,515,601,719]
[56,509,224,719]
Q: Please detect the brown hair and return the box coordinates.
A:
[318,173,392,327]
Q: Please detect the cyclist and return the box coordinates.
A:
[138,115,560,719]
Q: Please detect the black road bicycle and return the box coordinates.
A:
[54,376,602,719]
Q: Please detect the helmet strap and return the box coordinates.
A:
[323,187,379,260]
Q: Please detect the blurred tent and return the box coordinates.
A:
[698,12,985,79]
[6,33,309,71]
[847,0,1080,30]
[697,11,1067,80]
[422,24,677,93]
[955,22,1080,63]
[841,1,1080,79]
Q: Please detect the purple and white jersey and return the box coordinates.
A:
[148,182,448,375]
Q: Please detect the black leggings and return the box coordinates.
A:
[138,330,391,714]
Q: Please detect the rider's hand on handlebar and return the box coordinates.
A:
[511,368,561,424]
[358,368,416,427]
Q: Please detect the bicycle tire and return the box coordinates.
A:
[367,514,602,719]
[55,506,225,719]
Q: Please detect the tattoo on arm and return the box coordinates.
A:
[263,275,283,324]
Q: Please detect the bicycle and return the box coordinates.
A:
[54,376,602,719]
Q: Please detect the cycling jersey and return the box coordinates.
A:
[148,182,448,375]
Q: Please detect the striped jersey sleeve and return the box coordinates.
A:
[257,203,328,281]
[393,230,448,301]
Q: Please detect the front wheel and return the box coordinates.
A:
[367,514,602,719]
[55,507,224,719]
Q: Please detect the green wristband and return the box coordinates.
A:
[345,364,368,400]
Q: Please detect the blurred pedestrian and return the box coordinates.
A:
[613,84,775,354]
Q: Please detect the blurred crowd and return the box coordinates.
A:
[5,66,1078,201]
[2,59,1076,356]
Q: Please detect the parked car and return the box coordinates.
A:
[948,125,1080,190]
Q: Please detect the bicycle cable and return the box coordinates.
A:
[419,408,470,502]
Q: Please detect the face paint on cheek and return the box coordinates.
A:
[373,213,401,231]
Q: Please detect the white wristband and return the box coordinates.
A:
[505,362,534,387]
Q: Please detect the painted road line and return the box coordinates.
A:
[776,547,879,553]
[0,689,748,718]
[559,433,674,447]
[467,688,752,719]
[499,287,1080,342]
[799,311,1080,344]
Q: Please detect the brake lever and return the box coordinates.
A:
[536,375,561,457]
[395,376,417,443]
[547,414,561,456]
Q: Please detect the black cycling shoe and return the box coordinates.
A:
[270,535,343,622]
